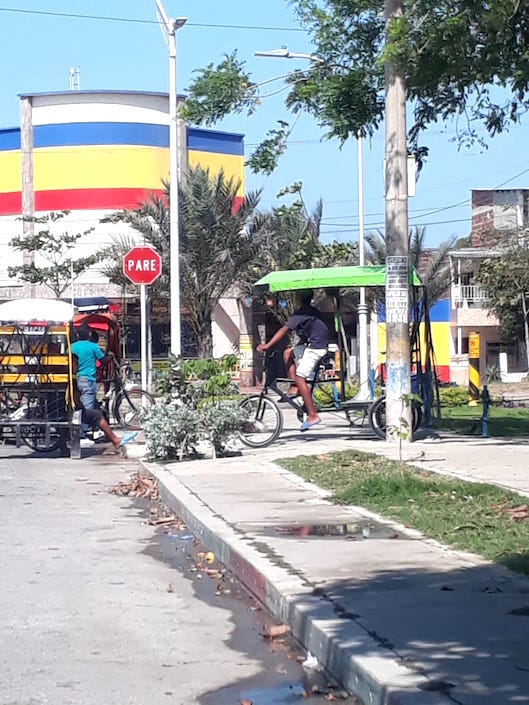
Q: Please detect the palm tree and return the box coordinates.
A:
[365,226,455,306]
[101,165,269,358]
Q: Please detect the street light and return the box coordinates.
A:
[255,48,370,400]
[155,0,187,358]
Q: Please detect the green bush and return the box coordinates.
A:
[142,403,201,461]
[438,386,468,407]
[200,400,247,455]
[146,354,244,461]
[313,382,358,408]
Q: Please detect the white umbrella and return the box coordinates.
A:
[0,298,74,323]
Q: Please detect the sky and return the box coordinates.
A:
[2,0,529,249]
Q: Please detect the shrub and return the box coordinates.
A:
[146,354,244,461]
[313,382,358,408]
[200,400,247,455]
[142,403,201,461]
[438,386,468,407]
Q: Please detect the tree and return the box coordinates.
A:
[478,233,529,365]
[181,1,529,173]
[365,226,455,306]
[102,166,269,358]
[8,211,97,298]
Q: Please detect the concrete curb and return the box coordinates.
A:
[142,460,452,705]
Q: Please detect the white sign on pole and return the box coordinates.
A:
[385,256,409,324]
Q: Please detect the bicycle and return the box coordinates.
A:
[239,351,422,448]
[97,357,155,428]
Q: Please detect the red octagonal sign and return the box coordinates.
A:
[123,246,162,286]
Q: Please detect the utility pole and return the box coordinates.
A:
[384,0,412,440]
[356,135,370,400]
[155,0,186,358]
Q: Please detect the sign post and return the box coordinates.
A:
[123,246,162,393]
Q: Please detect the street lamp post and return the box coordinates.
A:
[155,0,187,358]
[255,48,370,399]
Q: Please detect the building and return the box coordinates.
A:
[448,188,529,385]
[0,89,245,358]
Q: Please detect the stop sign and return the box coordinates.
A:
[123,246,162,285]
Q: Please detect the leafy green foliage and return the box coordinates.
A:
[183,1,529,174]
[8,211,98,297]
[313,382,358,408]
[438,386,468,407]
[143,403,201,461]
[102,166,269,358]
[478,232,529,348]
[179,52,259,126]
[246,120,290,176]
[145,355,244,460]
[200,400,247,455]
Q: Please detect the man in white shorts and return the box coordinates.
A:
[257,290,329,431]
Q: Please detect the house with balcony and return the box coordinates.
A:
[448,188,529,385]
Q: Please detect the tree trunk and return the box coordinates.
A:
[521,291,529,371]
[196,313,213,359]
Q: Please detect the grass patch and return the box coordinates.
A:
[278,450,529,575]
[437,404,529,437]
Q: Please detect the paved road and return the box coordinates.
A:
[0,446,335,705]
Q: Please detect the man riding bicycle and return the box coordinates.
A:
[257,290,328,431]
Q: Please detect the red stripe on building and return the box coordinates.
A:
[0,192,22,215]
[34,187,164,212]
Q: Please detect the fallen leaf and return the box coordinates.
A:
[263,624,291,639]
[205,551,215,563]
[148,515,177,526]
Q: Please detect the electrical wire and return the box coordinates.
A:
[0,6,306,32]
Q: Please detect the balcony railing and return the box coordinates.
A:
[452,284,490,305]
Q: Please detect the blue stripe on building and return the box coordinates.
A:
[378,298,450,323]
[0,128,21,151]
[1,122,244,156]
[33,122,169,148]
[187,128,244,156]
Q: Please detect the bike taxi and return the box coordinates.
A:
[0,298,81,456]
[239,264,438,448]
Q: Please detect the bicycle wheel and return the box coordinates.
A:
[369,396,422,440]
[21,419,63,452]
[369,396,387,439]
[114,388,155,428]
[239,395,283,448]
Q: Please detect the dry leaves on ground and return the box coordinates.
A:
[108,473,158,499]
[262,624,291,639]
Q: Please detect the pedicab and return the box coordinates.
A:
[72,305,154,427]
[239,265,439,448]
[0,298,81,456]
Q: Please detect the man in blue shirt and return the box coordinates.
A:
[71,325,114,442]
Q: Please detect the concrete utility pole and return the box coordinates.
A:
[384,0,412,440]
[155,0,186,358]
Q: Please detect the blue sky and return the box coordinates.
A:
[2,0,529,248]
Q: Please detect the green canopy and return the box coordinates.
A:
[255,265,421,292]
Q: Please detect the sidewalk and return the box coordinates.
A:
[143,409,529,705]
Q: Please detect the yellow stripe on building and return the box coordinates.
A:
[33,145,170,191]
[187,150,244,196]
[0,151,21,192]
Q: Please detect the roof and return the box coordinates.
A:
[255,265,422,292]
[448,248,500,259]
[18,89,174,99]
